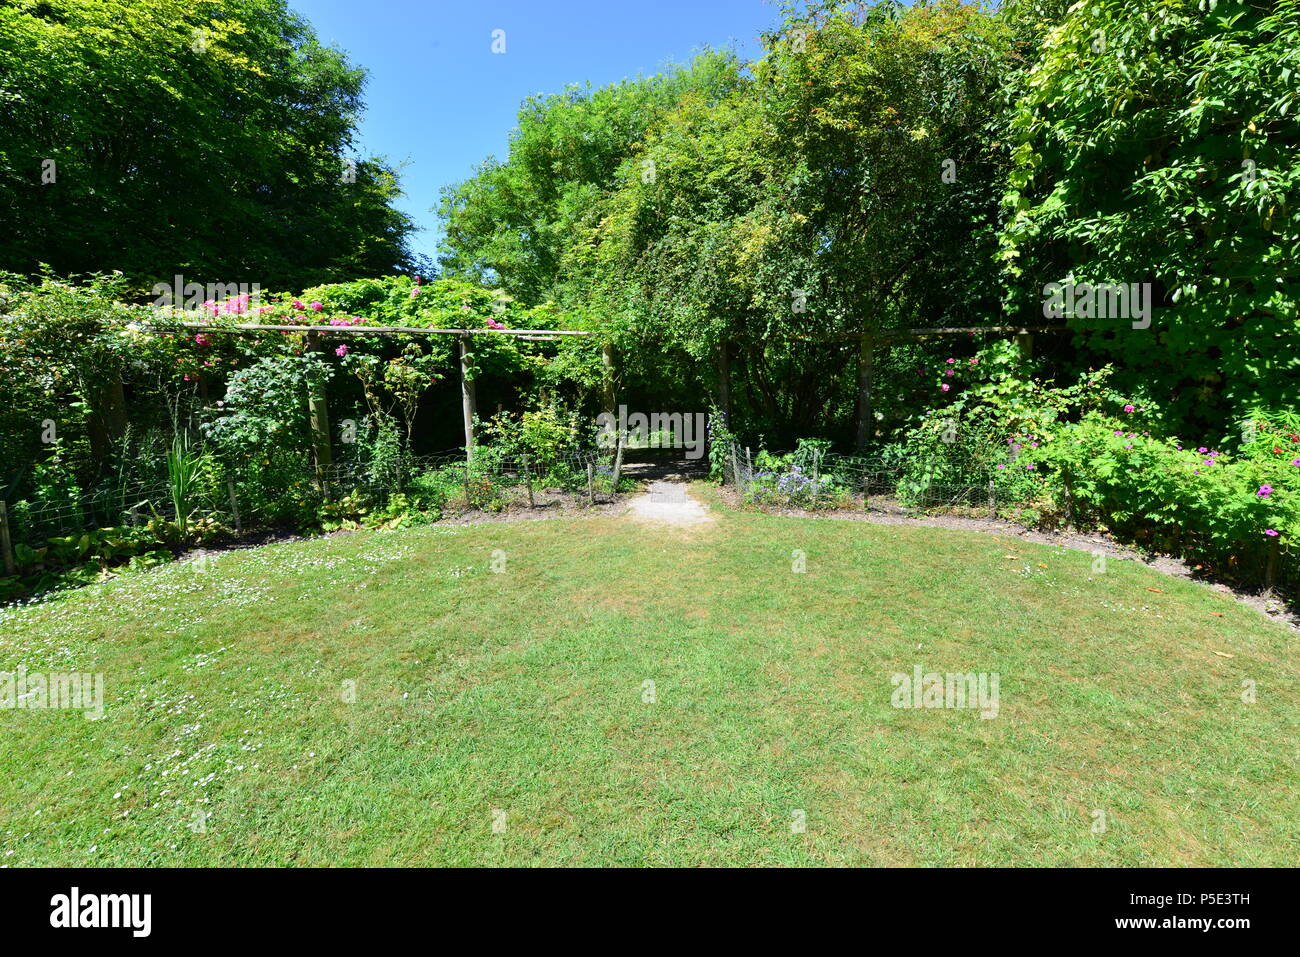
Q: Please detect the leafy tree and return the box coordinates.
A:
[436,51,746,304]
[999,0,1300,438]
[581,1,1015,445]
[0,0,415,289]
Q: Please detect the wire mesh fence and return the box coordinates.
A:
[724,443,1003,514]
[0,445,624,563]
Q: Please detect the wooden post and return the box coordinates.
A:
[811,450,821,507]
[460,335,477,462]
[730,444,742,494]
[612,431,624,492]
[227,476,242,533]
[1266,536,1279,590]
[305,333,333,497]
[0,500,15,575]
[522,454,534,508]
[854,331,875,453]
[586,462,595,505]
[601,342,616,421]
[1015,328,1034,359]
[988,478,996,518]
[745,446,753,476]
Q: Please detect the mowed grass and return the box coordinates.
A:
[1,488,1296,866]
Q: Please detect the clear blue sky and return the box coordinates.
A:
[291,0,783,264]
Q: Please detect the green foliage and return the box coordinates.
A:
[476,403,582,470]
[437,51,746,304]
[1000,0,1300,437]
[1027,409,1298,586]
[164,434,209,537]
[202,355,330,464]
[0,0,415,287]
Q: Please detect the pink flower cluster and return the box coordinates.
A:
[202,293,254,316]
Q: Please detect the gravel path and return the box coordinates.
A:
[625,479,715,526]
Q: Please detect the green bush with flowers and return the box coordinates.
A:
[1024,407,1298,588]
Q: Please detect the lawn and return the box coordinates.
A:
[1,488,1296,866]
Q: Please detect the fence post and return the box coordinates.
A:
[522,454,534,508]
[811,450,821,507]
[0,500,15,576]
[227,476,242,534]
[745,446,753,477]
[612,431,624,493]
[1266,536,1279,591]
[305,333,334,500]
[730,443,742,496]
[987,478,996,519]
[459,334,477,463]
[1062,471,1075,529]
[586,461,595,506]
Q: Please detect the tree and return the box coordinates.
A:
[0,0,415,289]
[999,0,1300,438]
[436,51,746,305]
[579,1,1015,445]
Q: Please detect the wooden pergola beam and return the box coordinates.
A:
[161,321,592,338]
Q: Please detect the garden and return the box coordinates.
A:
[0,0,1297,871]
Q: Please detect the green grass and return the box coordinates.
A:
[1,487,1296,866]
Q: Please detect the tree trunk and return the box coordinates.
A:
[854,332,876,452]
[87,376,128,464]
[460,335,477,462]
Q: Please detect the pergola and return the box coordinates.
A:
[103,317,1067,478]
[168,320,607,476]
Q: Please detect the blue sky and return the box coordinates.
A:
[291,0,783,264]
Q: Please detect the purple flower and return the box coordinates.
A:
[1123,404,1135,413]
[1265,529,1279,537]
[1257,485,1273,498]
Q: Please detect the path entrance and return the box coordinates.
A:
[619,452,714,526]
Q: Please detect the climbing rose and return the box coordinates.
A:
[1123,404,1135,413]
[940,383,950,392]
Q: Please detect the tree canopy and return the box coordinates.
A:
[0,0,416,291]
